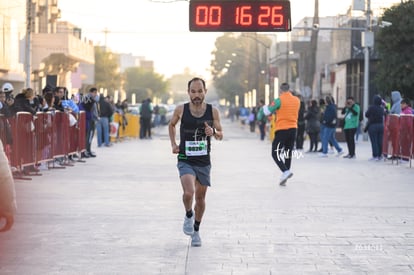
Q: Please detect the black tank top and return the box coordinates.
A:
[178,103,213,166]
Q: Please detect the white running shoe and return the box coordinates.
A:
[183,215,194,236]
[279,170,293,186]
[191,231,202,247]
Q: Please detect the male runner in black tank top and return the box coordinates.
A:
[168,77,223,247]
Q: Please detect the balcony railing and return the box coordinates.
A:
[31,32,94,70]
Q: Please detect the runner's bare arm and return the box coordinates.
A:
[168,105,183,154]
[212,107,223,140]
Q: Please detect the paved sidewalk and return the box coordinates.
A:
[0,118,413,274]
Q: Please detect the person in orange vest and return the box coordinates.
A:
[257,83,300,186]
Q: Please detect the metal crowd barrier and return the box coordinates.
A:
[15,112,36,170]
[34,112,54,165]
[52,111,69,159]
[78,111,86,153]
[0,114,13,162]
[0,111,87,178]
[382,114,414,164]
[399,115,414,160]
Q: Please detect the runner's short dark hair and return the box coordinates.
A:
[188,77,206,90]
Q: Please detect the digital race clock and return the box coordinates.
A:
[189,0,291,32]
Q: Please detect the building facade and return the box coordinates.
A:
[0,0,94,95]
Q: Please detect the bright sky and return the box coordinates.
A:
[58,0,401,80]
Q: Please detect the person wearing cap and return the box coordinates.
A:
[2,82,14,96]
[257,83,300,186]
[1,83,15,109]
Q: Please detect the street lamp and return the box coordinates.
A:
[293,0,373,140]
[362,0,372,141]
[229,50,261,104]
[240,33,273,106]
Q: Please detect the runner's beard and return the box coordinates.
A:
[191,97,203,105]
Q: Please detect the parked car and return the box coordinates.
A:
[128,103,175,127]
[157,104,175,125]
[127,104,141,115]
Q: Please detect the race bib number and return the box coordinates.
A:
[185,140,207,156]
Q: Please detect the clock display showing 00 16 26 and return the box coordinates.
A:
[189,0,291,32]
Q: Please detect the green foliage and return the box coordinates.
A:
[375,1,414,99]
[94,46,121,94]
[123,67,168,103]
[211,33,271,104]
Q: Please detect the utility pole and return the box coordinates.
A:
[25,0,32,88]
[285,32,289,83]
[103,28,110,50]
[362,0,372,141]
[310,0,319,97]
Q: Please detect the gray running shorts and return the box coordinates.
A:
[177,161,211,186]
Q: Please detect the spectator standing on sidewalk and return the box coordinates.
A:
[0,92,14,159]
[305,99,320,152]
[140,98,153,139]
[13,88,37,115]
[257,99,267,141]
[320,95,344,158]
[341,96,360,159]
[96,95,114,147]
[401,99,413,114]
[80,87,99,158]
[257,83,300,186]
[365,95,386,161]
[168,77,223,247]
[61,87,79,115]
[295,94,306,151]
[390,91,402,114]
[317,98,333,153]
[0,90,14,118]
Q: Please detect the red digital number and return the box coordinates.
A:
[189,1,291,32]
[258,6,271,26]
[271,6,284,26]
[235,6,253,26]
[258,5,283,26]
[195,5,222,26]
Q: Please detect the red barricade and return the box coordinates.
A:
[382,114,400,157]
[3,110,90,175]
[78,111,86,153]
[52,111,70,158]
[34,112,54,164]
[412,118,414,158]
[7,116,18,168]
[0,115,13,161]
[14,112,36,169]
[399,115,413,159]
[389,115,400,157]
[68,113,79,155]
[382,115,389,156]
